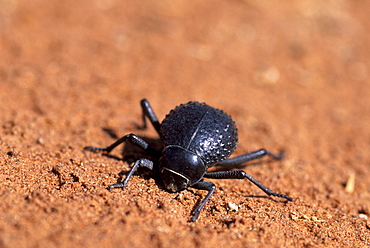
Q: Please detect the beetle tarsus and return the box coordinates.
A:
[107,183,125,191]
[83,146,108,152]
[272,193,292,201]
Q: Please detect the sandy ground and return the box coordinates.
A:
[1,0,369,247]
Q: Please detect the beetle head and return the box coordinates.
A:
[159,146,206,192]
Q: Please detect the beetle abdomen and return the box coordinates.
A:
[161,102,238,166]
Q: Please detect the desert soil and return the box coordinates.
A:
[0,1,369,247]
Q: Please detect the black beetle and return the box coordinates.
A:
[84,99,292,222]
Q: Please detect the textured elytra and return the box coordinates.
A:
[161,102,238,167]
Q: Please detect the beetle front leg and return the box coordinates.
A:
[188,182,216,222]
[108,158,154,190]
[84,133,160,157]
[204,170,292,201]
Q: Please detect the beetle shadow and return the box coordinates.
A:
[102,128,119,139]
[243,194,291,203]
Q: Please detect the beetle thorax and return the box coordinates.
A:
[159,145,206,192]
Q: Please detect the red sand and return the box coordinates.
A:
[1,1,369,247]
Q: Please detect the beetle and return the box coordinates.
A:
[84,99,292,222]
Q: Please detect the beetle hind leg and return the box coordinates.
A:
[216,149,284,167]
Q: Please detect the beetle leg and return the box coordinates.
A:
[216,149,284,167]
[188,182,216,222]
[84,133,160,157]
[136,99,161,136]
[108,158,154,191]
[204,170,292,201]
